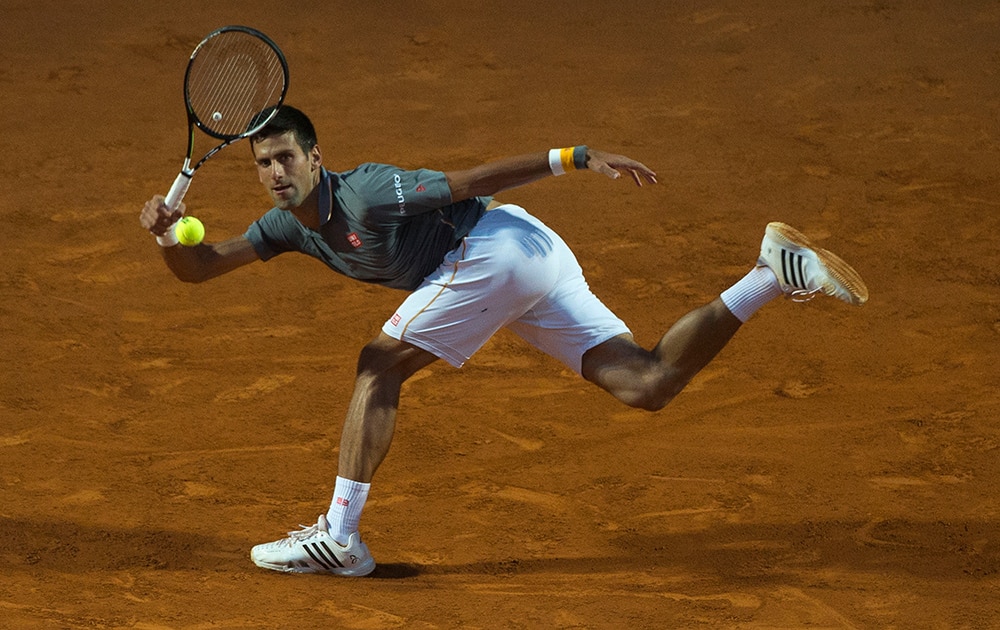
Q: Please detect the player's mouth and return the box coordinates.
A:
[273,184,293,197]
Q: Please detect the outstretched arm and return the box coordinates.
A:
[140,195,260,283]
[444,146,657,203]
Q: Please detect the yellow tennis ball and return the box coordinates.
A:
[175,216,205,247]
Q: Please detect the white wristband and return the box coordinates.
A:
[155,223,179,247]
[548,148,567,176]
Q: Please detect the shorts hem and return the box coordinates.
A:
[382,322,469,368]
[569,325,632,374]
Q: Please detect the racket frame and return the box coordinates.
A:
[164,25,289,210]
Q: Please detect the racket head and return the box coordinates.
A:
[183,25,289,141]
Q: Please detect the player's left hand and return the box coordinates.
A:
[585,149,658,186]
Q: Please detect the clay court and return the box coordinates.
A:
[3,1,1000,627]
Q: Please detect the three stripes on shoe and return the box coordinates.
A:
[780,249,808,289]
[298,540,351,571]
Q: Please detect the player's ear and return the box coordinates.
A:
[309,144,322,169]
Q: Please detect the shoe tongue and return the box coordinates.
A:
[317,514,330,531]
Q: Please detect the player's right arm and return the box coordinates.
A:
[140,195,260,283]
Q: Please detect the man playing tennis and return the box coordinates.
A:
[140,105,868,576]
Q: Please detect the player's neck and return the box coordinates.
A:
[291,182,322,230]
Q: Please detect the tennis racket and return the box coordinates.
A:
[163,25,289,211]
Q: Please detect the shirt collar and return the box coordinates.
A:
[318,167,333,226]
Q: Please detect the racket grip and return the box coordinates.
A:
[164,170,193,211]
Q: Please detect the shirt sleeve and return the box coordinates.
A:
[244,208,301,261]
[340,163,454,219]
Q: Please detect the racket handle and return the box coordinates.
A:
[164,170,193,211]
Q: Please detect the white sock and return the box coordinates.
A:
[326,476,370,545]
[719,266,783,323]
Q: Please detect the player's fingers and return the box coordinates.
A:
[140,206,155,231]
[638,172,658,186]
[622,167,657,186]
[141,197,178,234]
[160,201,184,221]
[610,159,656,185]
[588,151,657,185]
[141,199,163,230]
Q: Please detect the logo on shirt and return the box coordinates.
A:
[347,232,363,248]
[393,174,406,215]
[390,313,401,326]
[416,184,426,193]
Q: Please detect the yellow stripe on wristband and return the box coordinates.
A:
[560,147,576,173]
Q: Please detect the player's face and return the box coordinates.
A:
[253,131,322,210]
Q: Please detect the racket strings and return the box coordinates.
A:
[187,31,286,138]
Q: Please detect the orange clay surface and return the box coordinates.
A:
[2,2,999,628]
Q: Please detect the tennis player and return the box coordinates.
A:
[140,105,868,576]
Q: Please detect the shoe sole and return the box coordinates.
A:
[767,222,869,306]
[252,556,376,576]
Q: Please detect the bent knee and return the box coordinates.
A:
[597,369,687,412]
[619,388,675,412]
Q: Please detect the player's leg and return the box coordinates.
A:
[584,222,868,409]
[323,334,438,549]
[515,220,867,411]
[337,333,439,484]
[250,334,436,576]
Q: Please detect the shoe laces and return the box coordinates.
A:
[788,287,823,303]
[280,520,327,545]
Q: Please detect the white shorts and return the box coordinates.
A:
[382,204,630,374]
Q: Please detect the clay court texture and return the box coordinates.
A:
[2,1,1000,628]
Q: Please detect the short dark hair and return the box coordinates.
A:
[249,105,318,154]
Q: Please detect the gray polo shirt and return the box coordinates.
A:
[245,164,490,290]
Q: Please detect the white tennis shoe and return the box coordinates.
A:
[758,222,869,306]
[250,514,376,576]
